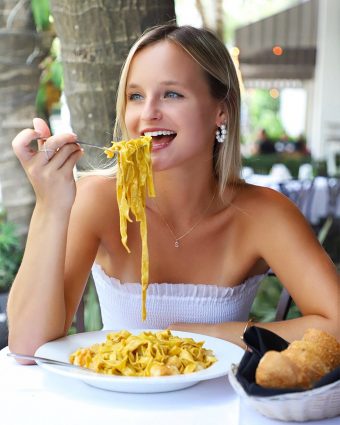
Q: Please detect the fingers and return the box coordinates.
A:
[33,117,51,138]
[31,117,81,164]
[11,119,84,211]
[12,119,84,178]
[46,142,84,171]
[62,149,84,178]
[35,133,79,165]
[13,129,79,166]
[12,128,42,163]
[33,117,51,152]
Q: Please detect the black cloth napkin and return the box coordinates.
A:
[235,326,340,397]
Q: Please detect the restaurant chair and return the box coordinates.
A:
[75,298,85,333]
[279,178,315,222]
[275,285,293,321]
[326,177,340,217]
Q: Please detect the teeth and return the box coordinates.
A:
[144,130,176,137]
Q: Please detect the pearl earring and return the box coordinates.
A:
[216,123,227,143]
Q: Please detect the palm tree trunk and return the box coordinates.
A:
[0,0,49,240]
[196,0,225,42]
[50,0,176,169]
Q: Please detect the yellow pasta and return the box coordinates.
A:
[104,136,155,320]
[69,330,217,376]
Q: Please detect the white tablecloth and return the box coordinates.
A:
[1,347,338,425]
[246,175,340,224]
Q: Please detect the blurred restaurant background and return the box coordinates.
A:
[0,0,339,344]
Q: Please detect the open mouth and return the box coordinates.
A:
[143,130,176,150]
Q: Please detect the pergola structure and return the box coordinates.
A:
[235,0,340,174]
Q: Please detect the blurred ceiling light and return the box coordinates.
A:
[269,88,280,98]
[272,45,283,56]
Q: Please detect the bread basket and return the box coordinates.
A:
[228,327,340,422]
[229,363,340,421]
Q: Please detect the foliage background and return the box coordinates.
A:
[0,218,23,292]
[32,0,63,120]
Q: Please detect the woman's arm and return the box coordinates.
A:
[171,188,340,345]
[255,188,339,341]
[7,118,84,356]
[8,175,106,356]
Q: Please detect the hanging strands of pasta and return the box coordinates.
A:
[104,136,155,320]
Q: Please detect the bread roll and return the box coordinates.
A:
[255,329,340,389]
[303,328,340,369]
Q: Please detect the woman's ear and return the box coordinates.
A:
[216,101,228,126]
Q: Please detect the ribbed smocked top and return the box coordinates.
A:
[91,263,265,330]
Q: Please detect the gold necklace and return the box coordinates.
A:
[153,190,217,248]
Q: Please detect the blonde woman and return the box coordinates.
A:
[8,24,339,358]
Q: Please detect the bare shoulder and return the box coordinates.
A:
[228,182,316,252]
[76,174,116,200]
[233,182,287,204]
[232,182,303,225]
[231,182,331,267]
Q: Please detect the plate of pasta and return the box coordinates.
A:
[35,329,244,393]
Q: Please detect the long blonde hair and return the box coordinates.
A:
[86,24,242,195]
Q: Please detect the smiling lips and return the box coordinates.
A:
[143,130,176,151]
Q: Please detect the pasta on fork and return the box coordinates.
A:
[104,136,155,320]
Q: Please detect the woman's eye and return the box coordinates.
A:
[164,91,183,99]
[128,93,143,101]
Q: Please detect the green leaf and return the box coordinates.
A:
[31,0,51,31]
[251,275,301,322]
[84,278,102,331]
[35,84,47,116]
[51,61,64,90]
[0,221,23,291]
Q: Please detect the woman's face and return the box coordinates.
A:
[124,40,225,172]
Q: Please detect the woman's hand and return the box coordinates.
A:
[12,118,83,212]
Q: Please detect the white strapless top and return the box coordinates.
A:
[92,263,265,330]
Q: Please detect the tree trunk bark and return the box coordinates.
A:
[50,0,176,169]
[0,0,50,240]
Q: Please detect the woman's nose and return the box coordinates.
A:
[141,99,162,121]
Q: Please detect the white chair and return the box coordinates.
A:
[278,178,316,223]
[325,121,340,177]
[298,163,313,180]
[269,163,292,182]
[326,140,340,176]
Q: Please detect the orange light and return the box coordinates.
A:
[269,88,279,98]
[272,45,283,56]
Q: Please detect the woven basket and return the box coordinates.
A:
[229,364,340,422]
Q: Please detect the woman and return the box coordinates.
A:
[7,24,339,358]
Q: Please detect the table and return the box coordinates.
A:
[1,347,338,425]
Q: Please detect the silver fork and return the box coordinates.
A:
[29,137,109,151]
[8,352,100,374]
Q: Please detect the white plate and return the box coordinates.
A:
[35,329,244,393]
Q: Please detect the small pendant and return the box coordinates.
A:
[175,240,179,248]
